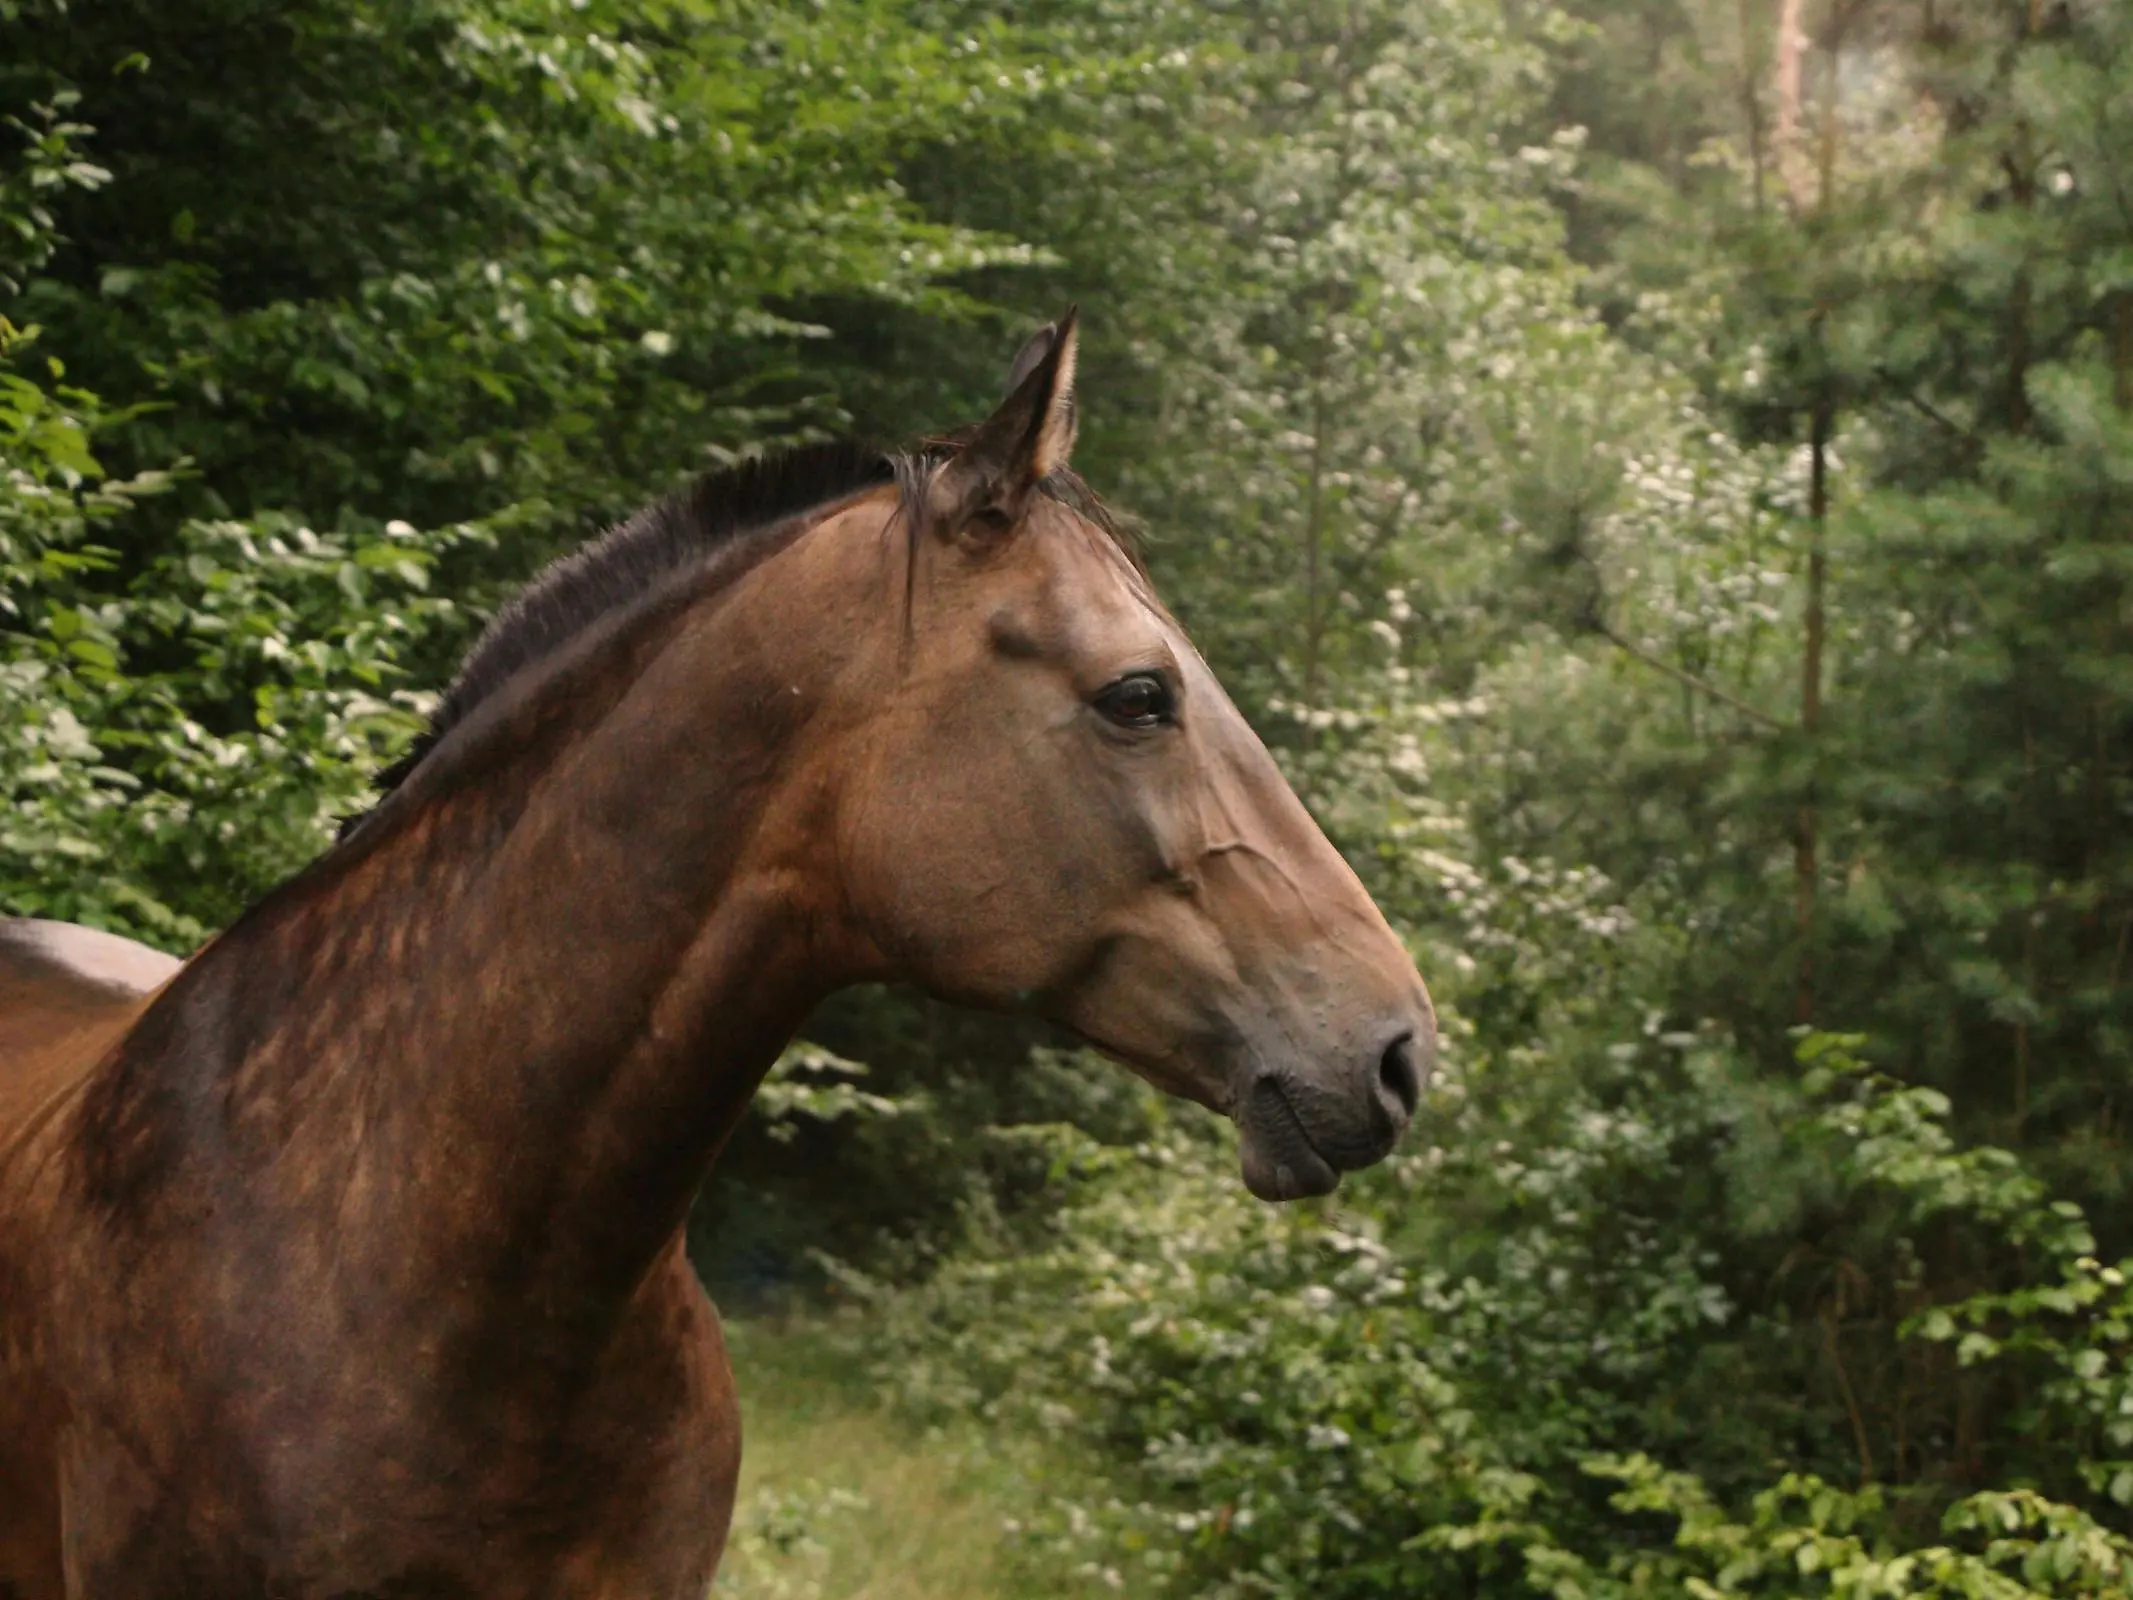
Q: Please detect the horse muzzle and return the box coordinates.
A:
[1233,1025,1430,1202]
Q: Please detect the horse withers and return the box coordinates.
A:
[0,312,1433,1598]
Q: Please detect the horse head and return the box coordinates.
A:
[821,312,1435,1199]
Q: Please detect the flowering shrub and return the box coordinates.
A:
[834,1036,2133,1597]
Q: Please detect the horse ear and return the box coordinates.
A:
[928,307,1079,540]
[1005,321,1059,395]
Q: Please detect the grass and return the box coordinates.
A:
[713,1316,1094,1599]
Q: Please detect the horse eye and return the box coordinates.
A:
[1094,672,1176,730]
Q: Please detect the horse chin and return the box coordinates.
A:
[1236,1076,1340,1202]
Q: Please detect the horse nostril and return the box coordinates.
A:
[1377,1033,1421,1122]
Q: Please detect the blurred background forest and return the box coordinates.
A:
[5,0,2133,1594]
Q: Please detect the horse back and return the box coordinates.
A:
[0,922,179,1600]
[0,918,180,1125]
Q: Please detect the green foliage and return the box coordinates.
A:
[2,0,1059,542]
[754,1041,926,1145]
[0,315,474,944]
[1478,0,2133,1206]
[0,84,105,294]
[842,1039,2133,1597]
[1553,1459,2133,1599]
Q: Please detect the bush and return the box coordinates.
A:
[840,1038,2133,1597]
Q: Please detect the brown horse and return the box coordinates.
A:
[0,314,1433,1598]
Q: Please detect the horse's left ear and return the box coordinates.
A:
[928,307,1079,541]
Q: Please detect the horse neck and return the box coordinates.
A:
[83,511,877,1330]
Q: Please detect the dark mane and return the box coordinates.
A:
[341,438,1135,839]
[346,441,895,834]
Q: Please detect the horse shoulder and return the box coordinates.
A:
[566,1238,743,1594]
[531,1239,742,1596]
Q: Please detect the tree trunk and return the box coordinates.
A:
[2004,17,2040,432]
[1775,0,1811,212]
[2113,291,2133,414]
[1796,393,1831,1026]
[1742,0,1770,213]
[1302,381,1329,718]
[1788,2,1838,1027]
